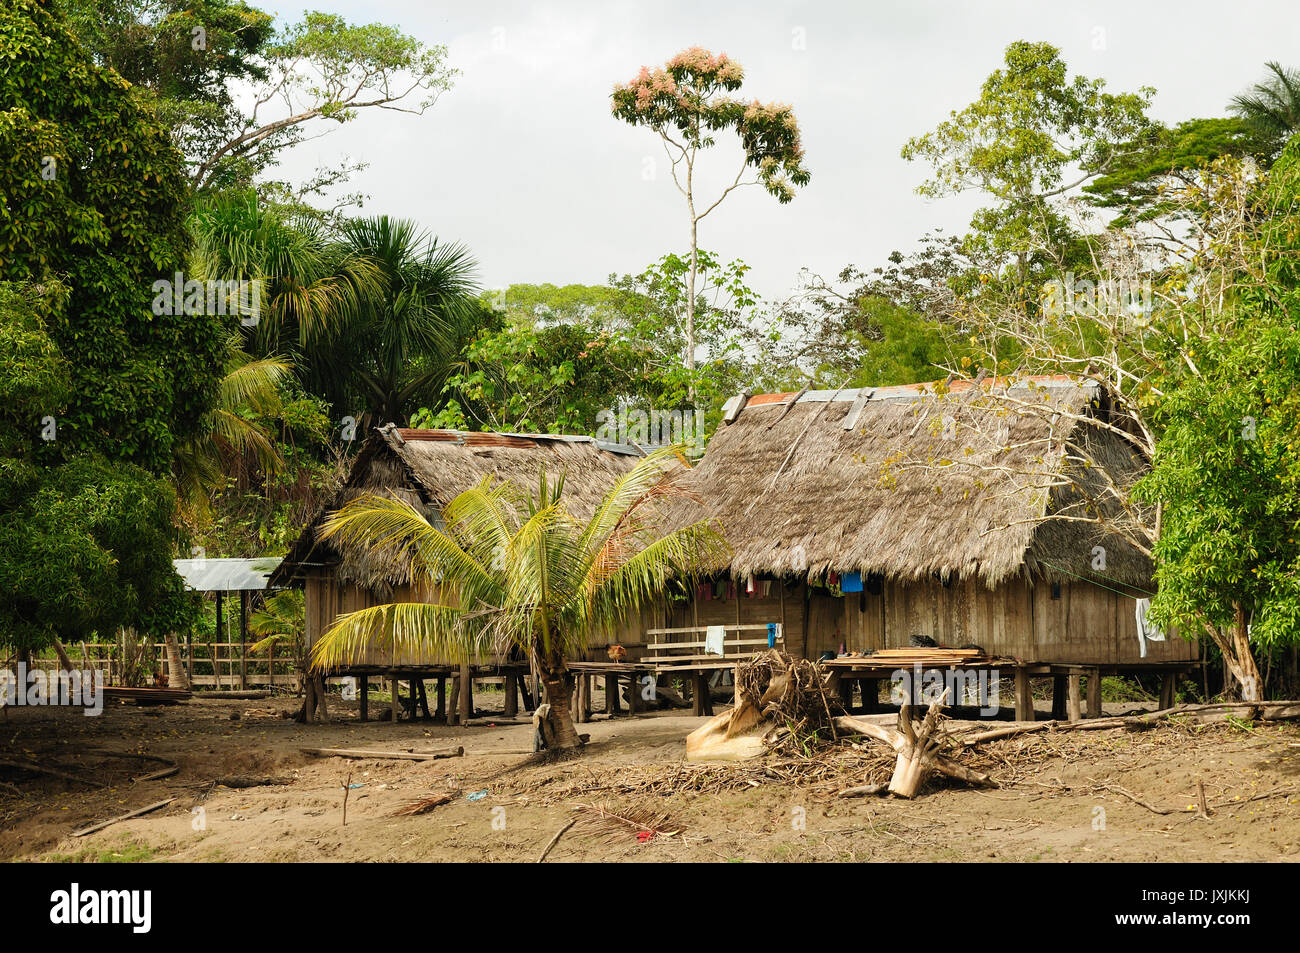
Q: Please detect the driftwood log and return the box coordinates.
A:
[834,694,997,798]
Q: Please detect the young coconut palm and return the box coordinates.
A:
[310,448,728,749]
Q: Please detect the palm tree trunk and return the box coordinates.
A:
[536,650,583,750]
[163,632,191,691]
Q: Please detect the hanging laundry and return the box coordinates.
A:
[828,571,840,587]
[746,577,756,595]
[766,622,783,647]
[761,580,772,598]
[705,625,726,656]
[1135,598,1166,658]
[841,571,863,593]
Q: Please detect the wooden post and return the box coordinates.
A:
[1159,671,1177,709]
[436,676,446,721]
[603,674,616,714]
[1051,675,1067,720]
[358,674,369,722]
[1014,667,1034,722]
[577,674,590,723]
[626,672,639,715]
[1086,668,1102,718]
[239,591,249,690]
[691,672,706,716]
[861,678,879,713]
[1066,674,1083,723]
[389,672,400,723]
[503,673,518,718]
[214,592,223,690]
[458,663,472,724]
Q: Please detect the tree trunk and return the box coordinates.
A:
[163,633,191,691]
[1199,607,1263,701]
[535,652,583,751]
[686,218,698,404]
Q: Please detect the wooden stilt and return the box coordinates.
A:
[860,678,880,713]
[503,673,519,718]
[607,674,621,714]
[1086,669,1102,718]
[436,676,446,721]
[626,672,639,715]
[1051,675,1068,720]
[448,675,459,724]
[390,672,400,723]
[416,679,431,720]
[1159,671,1177,709]
[458,663,472,724]
[1014,668,1034,722]
[1066,674,1083,723]
[358,674,369,722]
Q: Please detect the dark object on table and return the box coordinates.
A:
[908,634,939,648]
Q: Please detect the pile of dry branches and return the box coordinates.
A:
[738,650,842,748]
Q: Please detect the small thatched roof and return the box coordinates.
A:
[662,375,1152,590]
[271,425,643,592]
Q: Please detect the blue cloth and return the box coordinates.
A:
[767,622,777,647]
[841,571,863,593]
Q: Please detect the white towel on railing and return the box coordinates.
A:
[1135,598,1165,658]
[704,625,726,657]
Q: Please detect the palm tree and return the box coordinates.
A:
[171,335,292,526]
[321,216,483,427]
[188,192,380,358]
[1230,61,1300,160]
[309,449,729,749]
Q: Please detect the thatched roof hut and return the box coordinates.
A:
[272,425,643,596]
[664,375,1150,590]
[658,376,1187,668]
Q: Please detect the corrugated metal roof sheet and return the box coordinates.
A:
[173,557,281,592]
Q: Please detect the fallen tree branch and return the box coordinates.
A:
[72,797,175,837]
[300,746,464,761]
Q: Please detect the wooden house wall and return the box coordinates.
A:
[667,575,1196,668]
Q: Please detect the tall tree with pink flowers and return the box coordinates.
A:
[612,47,810,401]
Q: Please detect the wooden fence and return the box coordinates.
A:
[25,641,302,691]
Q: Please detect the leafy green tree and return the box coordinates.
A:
[902,40,1153,311]
[1084,117,1268,226]
[612,47,810,399]
[0,0,225,471]
[0,283,197,653]
[58,1,455,198]
[419,310,653,435]
[310,451,728,750]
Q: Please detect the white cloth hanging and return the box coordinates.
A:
[1135,598,1165,658]
[704,625,726,657]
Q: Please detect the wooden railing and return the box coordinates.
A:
[23,641,301,690]
[641,623,784,668]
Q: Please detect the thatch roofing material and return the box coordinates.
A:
[670,376,1151,589]
[272,426,641,591]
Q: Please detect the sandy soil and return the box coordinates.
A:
[3,691,1298,863]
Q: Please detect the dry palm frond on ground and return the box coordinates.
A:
[569,802,683,842]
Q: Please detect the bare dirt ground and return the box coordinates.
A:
[3,690,1298,863]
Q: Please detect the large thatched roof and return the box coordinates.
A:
[663,375,1152,590]
[271,425,643,592]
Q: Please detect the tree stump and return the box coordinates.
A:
[834,694,997,798]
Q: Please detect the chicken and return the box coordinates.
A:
[607,644,628,663]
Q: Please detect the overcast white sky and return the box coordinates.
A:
[259,0,1293,301]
